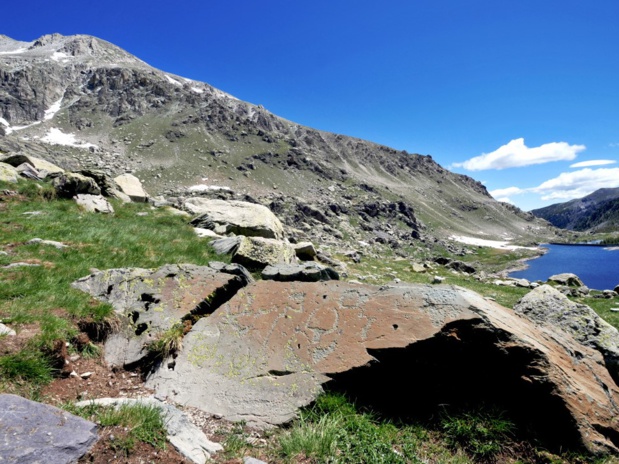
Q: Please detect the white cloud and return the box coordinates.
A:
[570,159,616,168]
[453,138,586,171]
[489,186,524,198]
[530,167,619,201]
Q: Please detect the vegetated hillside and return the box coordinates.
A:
[0,33,556,251]
[531,188,619,233]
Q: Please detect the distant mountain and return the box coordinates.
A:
[531,188,619,232]
[0,33,555,253]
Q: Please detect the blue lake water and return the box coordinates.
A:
[509,244,619,291]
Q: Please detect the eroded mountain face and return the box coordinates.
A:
[0,33,555,253]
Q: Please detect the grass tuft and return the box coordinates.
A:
[146,322,186,359]
[440,405,515,459]
[67,402,167,455]
[0,350,54,385]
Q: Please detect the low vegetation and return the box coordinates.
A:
[66,402,167,456]
[2,178,619,463]
[0,179,223,397]
[219,392,614,463]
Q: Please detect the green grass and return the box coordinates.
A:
[342,253,531,309]
[0,350,54,385]
[440,406,515,459]
[67,402,167,455]
[0,178,226,392]
[278,393,424,464]
[146,322,186,359]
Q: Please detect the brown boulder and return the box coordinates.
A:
[146,281,619,453]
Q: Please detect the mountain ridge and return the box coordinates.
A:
[0,33,558,253]
[531,187,619,233]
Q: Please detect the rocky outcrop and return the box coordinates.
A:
[72,264,250,368]
[548,273,584,287]
[73,265,619,453]
[143,280,619,453]
[0,394,98,463]
[262,262,339,282]
[187,199,285,240]
[1,154,64,176]
[0,162,18,183]
[514,284,619,383]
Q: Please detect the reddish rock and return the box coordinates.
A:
[146,280,619,453]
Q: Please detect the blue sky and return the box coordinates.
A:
[4,0,619,211]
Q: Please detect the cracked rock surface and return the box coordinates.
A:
[75,266,619,453]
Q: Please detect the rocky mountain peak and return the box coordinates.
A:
[30,32,66,48]
[0,32,556,248]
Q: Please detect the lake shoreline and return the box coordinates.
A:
[507,243,619,290]
[498,245,548,277]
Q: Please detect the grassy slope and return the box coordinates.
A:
[0,179,223,392]
[1,178,617,464]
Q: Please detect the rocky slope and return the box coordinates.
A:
[0,33,556,255]
[532,188,619,233]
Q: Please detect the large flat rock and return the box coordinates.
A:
[186,199,285,240]
[73,265,619,453]
[145,281,619,453]
[0,394,98,464]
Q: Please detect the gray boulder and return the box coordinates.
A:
[548,273,584,287]
[208,261,255,284]
[113,173,148,202]
[210,236,242,255]
[74,194,114,214]
[72,264,250,368]
[0,162,18,183]
[53,172,101,198]
[232,236,296,270]
[2,154,64,176]
[186,199,285,240]
[15,162,42,180]
[293,241,317,260]
[262,263,339,282]
[0,394,98,464]
[77,169,130,202]
[514,284,619,383]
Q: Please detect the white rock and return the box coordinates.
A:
[113,173,148,202]
[0,323,16,336]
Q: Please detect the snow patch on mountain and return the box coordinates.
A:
[51,51,70,62]
[165,75,182,86]
[44,98,63,120]
[40,128,98,149]
[0,48,27,55]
